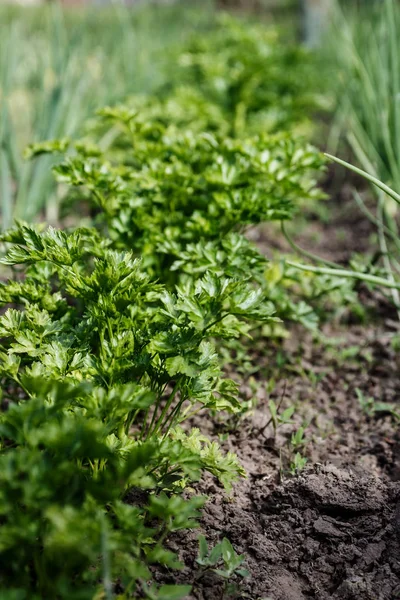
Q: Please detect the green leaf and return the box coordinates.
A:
[208,541,224,565]
[153,585,193,600]
[197,534,209,563]
[165,356,197,377]
[24,138,70,160]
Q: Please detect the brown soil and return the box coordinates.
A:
[153,321,400,600]
[152,172,400,599]
[164,468,400,600]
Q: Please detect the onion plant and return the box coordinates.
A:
[286,154,400,315]
[326,0,400,185]
[318,0,400,308]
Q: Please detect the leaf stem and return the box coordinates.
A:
[325,153,400,205]
[286,260,400,290]
[147,379,182,438]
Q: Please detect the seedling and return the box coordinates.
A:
[196,535,249,599]
[264,395,295,437]
[289,452,308,475]
[290,427,308,452]
[356,388,400,421]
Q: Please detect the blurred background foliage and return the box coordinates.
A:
[0,0,398,227]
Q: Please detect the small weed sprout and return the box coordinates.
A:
[356,388,399,421]
[289,452,308,476]
[268,400,296,437]
[290,426,307,452]
[196,535,249,599]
